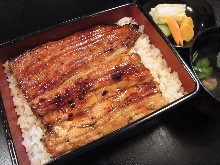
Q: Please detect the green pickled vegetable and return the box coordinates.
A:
[193,57,213,79]
[197,66,213,79]
[196,57,210,68]
[157,24,171,37]
[217,52,220,68]
[192,51,198,63]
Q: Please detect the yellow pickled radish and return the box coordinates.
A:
[178,16,187,25]
[180,23,194,42]
[181,17,194,28]
[180,17,194,42]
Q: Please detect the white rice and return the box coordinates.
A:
[3,62,52,165]
[3,17,185,165]
[130,35,185,102]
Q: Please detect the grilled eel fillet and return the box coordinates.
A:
[8,24,168,157]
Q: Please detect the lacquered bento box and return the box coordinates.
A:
[0,3,199,165]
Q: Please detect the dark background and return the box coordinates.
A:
[0,0,220,164]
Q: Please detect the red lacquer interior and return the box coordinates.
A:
[0,4,196,165]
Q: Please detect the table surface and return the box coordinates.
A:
[0,0,220,165]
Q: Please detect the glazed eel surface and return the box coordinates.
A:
[8,24,168,157]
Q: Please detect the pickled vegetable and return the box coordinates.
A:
[150,4,195,46]
[181,17,194,27]
[166,16,183,46]
[157,24,171,37]
[149,4,186,24]
[180,17,194,42]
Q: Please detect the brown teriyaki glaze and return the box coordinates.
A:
[8,24,168,157]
